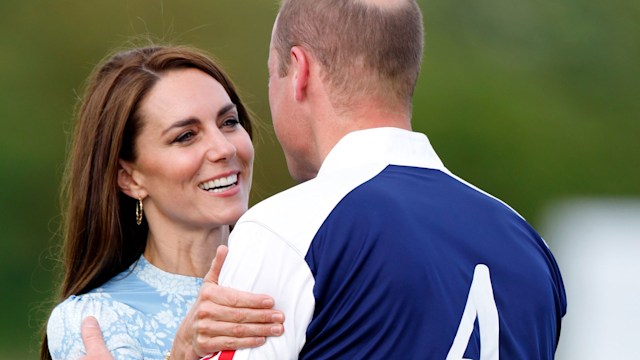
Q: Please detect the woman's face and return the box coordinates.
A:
[125,68,254,231]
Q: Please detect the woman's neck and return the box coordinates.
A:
[143,225,229,278]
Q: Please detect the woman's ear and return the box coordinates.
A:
[117,159,145,199]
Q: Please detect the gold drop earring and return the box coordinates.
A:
[136,196,144,225]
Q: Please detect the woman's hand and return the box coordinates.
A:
[80,246,284,360]
[170,245,285,360]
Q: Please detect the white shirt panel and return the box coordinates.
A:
[218,221,314,359]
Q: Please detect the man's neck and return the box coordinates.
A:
[315,100,412,166]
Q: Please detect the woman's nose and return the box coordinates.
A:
[206,131,236,162]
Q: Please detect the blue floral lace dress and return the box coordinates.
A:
[47,256,203,359]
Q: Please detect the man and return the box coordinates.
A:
[209,0,566,358]
[84,0,566,358]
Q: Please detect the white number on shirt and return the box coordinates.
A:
[446,264,499,360]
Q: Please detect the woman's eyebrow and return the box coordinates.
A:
[217,103,237,117]
[161,103,237,136]
[161,118,199,136]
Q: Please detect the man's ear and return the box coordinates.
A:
[290,46,310,102]
[117,159,145,199]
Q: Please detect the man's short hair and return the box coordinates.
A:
[274,0,424,109]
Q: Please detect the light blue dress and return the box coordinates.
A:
[47,256,203,359]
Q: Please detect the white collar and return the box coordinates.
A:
[318,127,447,177]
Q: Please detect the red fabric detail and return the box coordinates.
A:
[219,350,236,360]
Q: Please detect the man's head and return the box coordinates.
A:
[268,0,424,181]
[272,0,423,110]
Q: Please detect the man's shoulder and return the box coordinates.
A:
[236,164,388,246]
[244,177,325,216]
[235,177,338,248]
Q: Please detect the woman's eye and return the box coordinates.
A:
[222,117,240,128]
[174,131,195,143]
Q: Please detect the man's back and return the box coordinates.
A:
[302,164,565,359]
[220,128,566,359]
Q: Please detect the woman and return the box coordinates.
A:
[42,45,281,360]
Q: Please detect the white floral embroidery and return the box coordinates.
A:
[46,256,203,360]
[157,309,180,328]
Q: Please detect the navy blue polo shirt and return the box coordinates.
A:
[216,127,566,360]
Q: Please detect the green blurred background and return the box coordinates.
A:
[0,0,637,358]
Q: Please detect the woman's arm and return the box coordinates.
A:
[81,246,284,360]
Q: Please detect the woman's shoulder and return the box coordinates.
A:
[47,292,142,359]
[48,291,140,330]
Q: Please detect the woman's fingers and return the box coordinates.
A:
[79,317,114,360]
[195,291,283,324]
[195,317,284,338]
[190,317,283,356]
[199,282,277,312]
[204,245,229,285]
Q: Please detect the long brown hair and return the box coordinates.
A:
[41,45,253,359]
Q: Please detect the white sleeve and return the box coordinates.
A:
[216,221,315,360]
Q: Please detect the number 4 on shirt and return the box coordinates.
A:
[446,264,499,360]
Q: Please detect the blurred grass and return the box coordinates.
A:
[0,0,637,358]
